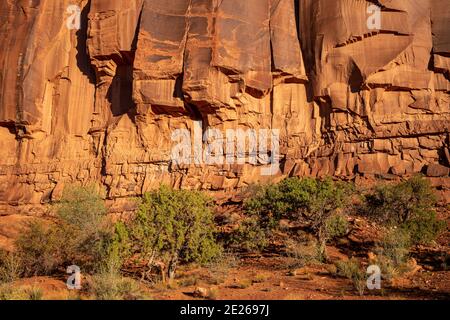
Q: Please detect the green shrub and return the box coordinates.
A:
[325,214,349,239]
[365,175,445,245]
[379,229,411,265]
[402,210,446,245]
[106,221,132,269]
[128,186,222,282]
[335,258,365,296]
[244,183,291,230]
[239,177,353,255]
[228,216,268,252]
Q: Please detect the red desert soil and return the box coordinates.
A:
[10,251,449,300]
[152,253,450,301]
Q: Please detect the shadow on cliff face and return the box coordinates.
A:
[75,0,95,85]
[86,0,142,120]
[107,66,136,117]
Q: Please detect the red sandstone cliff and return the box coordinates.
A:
[0,0,449,214]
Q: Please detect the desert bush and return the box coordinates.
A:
[88,273,148,300]
[365,175,445,245]
[379,229,411,266]
[335,258,366,296]
[374,228,412,279]
[27,286,43,300]
[56,184,113,270]
[0,250,23,283]
[15,184,116,276]
[88,259,149,300]
[228,216,268,252]
[325,214,349,239]
[0,284,28,300]
[57,184,107,230]
[401,210,446,245]
[252,273,269,284]
[336,258,362,279]
[104,221,132,270]
[285,239,323,267]
[15,221,64,276]
[238,177,353,256]
[127,186,222,282]
[206,251,240,285]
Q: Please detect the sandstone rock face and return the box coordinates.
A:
[0,0,449,214]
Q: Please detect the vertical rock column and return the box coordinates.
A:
[88,0,143,130]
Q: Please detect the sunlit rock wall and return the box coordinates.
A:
[0,0,449,214]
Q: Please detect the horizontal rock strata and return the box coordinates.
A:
[0,0,449,214]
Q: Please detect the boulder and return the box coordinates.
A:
[426,164,450,177]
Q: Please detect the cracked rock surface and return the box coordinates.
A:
[0,0,449,214]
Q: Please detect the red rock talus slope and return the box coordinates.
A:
[0,0,449,213]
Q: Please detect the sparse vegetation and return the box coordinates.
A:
[57,184,107,230]
[252,273,269,284]
[325,214,349,239]
[233,279,252,289]
[206,251,239,285]
[335,258,366,296]
[27,286,44,300]
[285,239,323,267]
[0,284,43,300]
[379,229,411,266]
[177,275,199,287]
[364,175,445,245]
[88,273,148,300]
[0,250,23,283]
[14,184,114,276]
[234,177,353,257]
[56,184,113,271]
[87,259,149,300]
[15,221,64,276]
[0,175,446,300]
[373,228,413,279]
